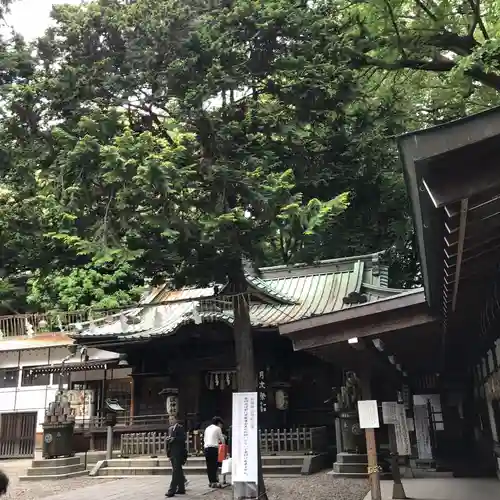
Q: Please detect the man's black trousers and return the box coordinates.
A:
[168,456,185,494]
[204,447,219,484]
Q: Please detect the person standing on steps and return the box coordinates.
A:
[166,415,187,497]
[204,416,225,488]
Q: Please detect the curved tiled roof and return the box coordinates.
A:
[72,253,409,341]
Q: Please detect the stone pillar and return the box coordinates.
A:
[334,409,343,454]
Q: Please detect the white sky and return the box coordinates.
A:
[4,0,86,40]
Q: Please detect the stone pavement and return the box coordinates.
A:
[363,478,500,500]
[39,476,217,500]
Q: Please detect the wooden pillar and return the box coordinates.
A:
[101,367,108,414]
[359,367,382,500]
[129,376,135,424]
[178,372,201,428]
[389,424,407,499]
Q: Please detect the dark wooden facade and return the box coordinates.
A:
[122,322,339,431]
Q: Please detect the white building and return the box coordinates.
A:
[0,332,131,455]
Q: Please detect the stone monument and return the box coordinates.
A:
[330,372,369,477]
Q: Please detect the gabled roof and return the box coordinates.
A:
[72,252,411,342]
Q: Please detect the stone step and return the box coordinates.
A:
[27,464,85,477]
[19,470,89,482]
[31,456,81,468]
[98,464,302,477]
[105,456,304,468]
[335,453,368,465]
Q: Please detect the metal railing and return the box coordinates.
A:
[0,309,121,338]
[0,293,243,339]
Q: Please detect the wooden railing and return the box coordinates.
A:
[121,430,204,457]
[0,309,121,338]
[260,426,327,454]
[120,426,328,457]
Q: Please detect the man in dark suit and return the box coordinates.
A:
[166,415,187,497]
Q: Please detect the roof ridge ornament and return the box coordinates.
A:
[343,291,368,305]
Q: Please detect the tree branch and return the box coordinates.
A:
[414,0,438,21]
[467,0,489,40]
[346,49,500,91]
[384,0,406,58]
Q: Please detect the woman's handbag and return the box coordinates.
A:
[218,443,229,463]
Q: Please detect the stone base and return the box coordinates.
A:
[331,452,392,478]
[20,456,87,481]
[332,452,369,477]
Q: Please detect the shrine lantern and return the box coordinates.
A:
[166,395,178,416]
[159,387,179,416]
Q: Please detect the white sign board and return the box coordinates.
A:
[407,418,415,432]
[61,389,94,419]
[232,392,259,483]
[414,404,433,460]
[357,400,380,429]
[382,402,397,424]
[394,404,411,456]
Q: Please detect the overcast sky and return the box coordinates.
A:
[5,0,85,40]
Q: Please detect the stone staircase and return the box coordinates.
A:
[92,455,315,477]
[20,457,87,481]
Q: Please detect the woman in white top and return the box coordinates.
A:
[203,416,225,487]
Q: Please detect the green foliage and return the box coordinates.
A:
[338,0,500,122]
[0,0,441,313]
[27,257,145,312]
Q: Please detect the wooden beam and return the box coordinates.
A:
[398,108,500,168]
[279,290,426,336]
[291,310,438,352]
[445,209,500,247]
[421,136,500,207]
[451,199,468,312]
[446,192,500,222]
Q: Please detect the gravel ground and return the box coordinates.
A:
[209,474,369,500]
[0,459,120,500]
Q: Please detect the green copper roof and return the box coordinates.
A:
[72,253,411,341]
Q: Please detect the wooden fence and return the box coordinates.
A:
[76,414,170,430]
[120,426,327,457]
[259,427,327,454]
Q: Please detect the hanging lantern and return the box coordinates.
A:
[275,389,288,411]
[166,395,178,416]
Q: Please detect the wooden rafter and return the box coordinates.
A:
[451,199,468,312]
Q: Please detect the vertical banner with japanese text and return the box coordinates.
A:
[258,370,267,413]
[232,392,259,484]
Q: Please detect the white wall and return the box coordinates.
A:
[0,346,131,432]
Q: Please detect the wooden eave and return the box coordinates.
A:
[279,289,426,335]
[279,290,438,352]
[29,358,120,374]
[398,106,500,327]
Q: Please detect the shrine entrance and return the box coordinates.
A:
[199,370,237,427]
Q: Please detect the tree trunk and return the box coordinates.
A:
[231,263,268,500]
